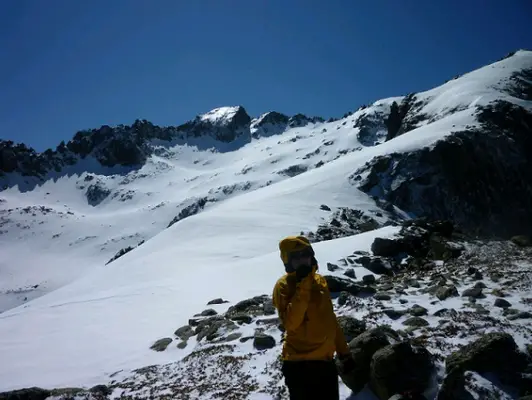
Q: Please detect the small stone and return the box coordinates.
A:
[90,385,112,396]
[383,309,406,320]
[177,341,187,349]
[207,298,228,305]
[338,291,352,306]
[462,287,483,298]
[320,204,331,211]
[409,305,428,317]
[406,279,421,288]
[473,281,487,289]
[507,311,532,320]
[200,308,218,316]
[327,262,340,272]
[494,298,512,308]
[466,266,478,275]
[253,333,276,350]
[363,274,376,284]
[229,313,253,324]
[223,332,243,342]
[399,299,409,304]
[344,268,356,279]
[473,271,483,280]
[346,257,355,264]
[435,285,459,300]
[374,292,392,301]
[403,317,429,327]
[174,325,195,340]
[263,300,276,315]
[239,336,254,343]
[150,337,173,352]
[491,288,506,297]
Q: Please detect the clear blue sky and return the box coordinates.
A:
[1,0,530,151]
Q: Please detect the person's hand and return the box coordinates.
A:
[338,353,356,374]
[295,264,312,282]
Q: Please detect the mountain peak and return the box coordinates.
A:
[198,106,251,127]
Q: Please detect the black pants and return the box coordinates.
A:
[282,360,339,400]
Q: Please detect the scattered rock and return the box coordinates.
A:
[429,234,463,260]
[399,299,409,304]
[226,295,270,318]
[207,298,228,305]
[445,332,528,389]
[491,288,507,297]
[473,281,487,289]
[408,305,428,317]
[320,204,331,211]
[466,266,478,275]
[435,285,459,300]
[511,235,531,247]
[508,311,532,320]
[195,316,237,341]
[363,274,376,284]
[177,341,187,349]
[494,298,512,308]
[253,333,276,350]
[374,292,392,301]
[325,275,361,295]
[344,268,356,279]
[174,325,195,340]
[228,313,253,324]
[338,327,399,393]
[150,338,173,352]
[220,332,243,343]
[406,279,421,288]
[383,309,406,320]
[199,309,218,317]
[379,283,394,291]
[327,262,340,272]
[371,237,405,257]
[262,300,276,315]
[337,316,367,342]
[461,287,483,298]
[370,342,434,400]
[403,317,429,327]
[89,385,112,396]
[338,291,352,306]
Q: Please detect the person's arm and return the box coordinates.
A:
[334,316,350,356]
[272,277,312,332]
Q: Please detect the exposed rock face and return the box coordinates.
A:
[353,101,532,238]
[178,106,252,142]
[370,342,434,400]
[438,332,529,399]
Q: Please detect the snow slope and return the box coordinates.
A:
[1,50,531,394]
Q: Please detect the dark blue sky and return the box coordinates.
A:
[1,0,530,151]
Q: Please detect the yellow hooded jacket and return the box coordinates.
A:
[272,236,350,361]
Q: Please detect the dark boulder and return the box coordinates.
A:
[445,332,528,387]
[371,237,405,257]
[370,342,434,400]
[174,325,195,340]
[253,333,276,350]
[150,337,173,351]
[338,326,399,394]
[337,316,367,342]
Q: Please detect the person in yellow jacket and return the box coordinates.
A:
[273,235,355,400]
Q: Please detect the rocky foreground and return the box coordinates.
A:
[2,220,532,400]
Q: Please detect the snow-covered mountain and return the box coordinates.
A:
[1,50,531,399]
